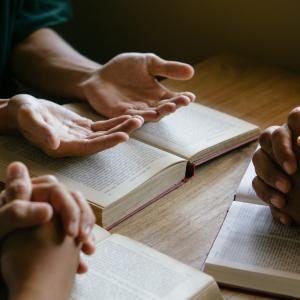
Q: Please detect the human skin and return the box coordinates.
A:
[252,107,300,224]
[1,217,80,300]
[0,162,96,273]
[0,95,143,157]
[12,29,196,122]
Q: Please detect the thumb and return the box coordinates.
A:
[147,54,194,80]
[0,201,53,239]
[5,162,31,201]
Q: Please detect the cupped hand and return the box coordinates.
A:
[81,53,195,121]
[8,94,143,157]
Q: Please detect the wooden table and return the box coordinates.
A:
[111,53,300,299]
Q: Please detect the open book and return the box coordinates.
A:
[0,102,258,229]
[70,225,223,300]
[204,162,300,298]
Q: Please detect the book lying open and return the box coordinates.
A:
[204,162,300,299]
[0,102,259,229]
[70,226,223,300]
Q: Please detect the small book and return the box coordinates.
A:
[70,225,223,300]
[204,162,300,299]
[0,102,259,229]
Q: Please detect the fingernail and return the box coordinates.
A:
[270,196,284,209]
[8,164,24,178]
[275,179,288,193]
[132,115,144,123]
[283,162,295,175]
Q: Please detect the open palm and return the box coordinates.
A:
[82,53,195,121]
[8,94,143,157]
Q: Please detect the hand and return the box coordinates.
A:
[81,53,195,121]
[252,107,300,225]
[1,216,80,300]
[0,162,96,273]
[0,163,53,239]
[8,94,143,157]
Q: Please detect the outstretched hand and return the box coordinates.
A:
[82,53,195,121]
[8,94,143,157]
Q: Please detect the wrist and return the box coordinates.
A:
[77,64,103,103]
[0,99,18,134]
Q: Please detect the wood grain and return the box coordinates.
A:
[112,54,300,299]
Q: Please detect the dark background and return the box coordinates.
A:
[57,0,300,70]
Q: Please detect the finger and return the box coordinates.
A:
[31,175,59,185]
[147,54,194,80]
[77,257,88,274]
[271,125,296,175]
[81,238,96,255]
[54,132,129,157]
[259,126,280,157]
[103,117,144,135]
[19,104,60,150]
[160,90,196,103]
[159,94,191,108]
[0,200,53,239]
[31,183,80,237]
[91,115,132,131]
[126,106,177,122]
[252,176,286,209]
[5,162,31,201]
[71,191,96,242]
[288,107,300,153]
[270,206,292,226]
[252,149,291,193]
[156,102,177,118]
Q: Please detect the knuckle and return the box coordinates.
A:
[51,182,64,193]
[252,150,262,167]
[43,175,58,184]
[288,107,300,124]
[8,201,26,220]
[7,180,28,198]
[146,52,157,59]
[259,130,272,148]
[271,127,285,141]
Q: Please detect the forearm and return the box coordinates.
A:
[0,100,18,134]
[1,217,80,300]
[12,28,101,100]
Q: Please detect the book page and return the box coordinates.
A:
[0,136,185,207]
[235,162,266,205]
[70,235,221,300]
[132,103,258,160]
[92,225,111,243]
[206,202,300,278]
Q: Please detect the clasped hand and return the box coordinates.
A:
[253,108,300,225]
[0,162,96,274]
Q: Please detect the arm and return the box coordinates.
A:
[12,29,195,121]
[1,217,80,300]
[0,100,17,134]
[12,29,99,100]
